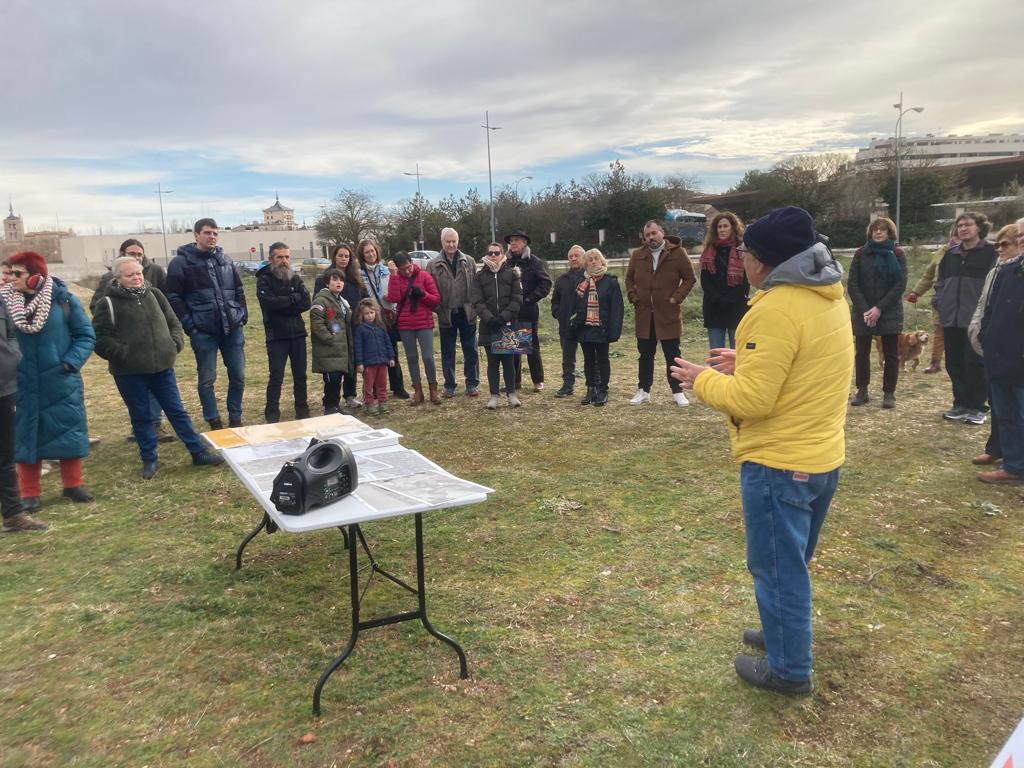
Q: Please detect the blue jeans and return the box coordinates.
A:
[707,326,736,350]
[190,327,245,422]
[114,369,207,462]
[740,462,840,682]
[439,308,479,391]
[988,382,1024,475]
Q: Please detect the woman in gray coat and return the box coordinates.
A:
[848,217,907,409]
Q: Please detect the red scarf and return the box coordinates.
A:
[700,238,744,287]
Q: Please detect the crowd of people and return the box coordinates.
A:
[1,204,1020,702]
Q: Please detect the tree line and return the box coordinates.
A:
[317,155,1024,258]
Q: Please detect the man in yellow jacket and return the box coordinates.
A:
[672,206,853,695]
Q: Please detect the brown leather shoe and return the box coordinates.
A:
[977,469,1023,484]
[428,383,442,405]
[972,453,1001,465]
[924,362,942,374]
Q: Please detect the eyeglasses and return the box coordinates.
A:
[486,250,502,256]
[10,269,28,277]
[995,240,1015,249]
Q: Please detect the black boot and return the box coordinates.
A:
[850,388,869,406]
[580,387,595,406]
[593,389,608,407]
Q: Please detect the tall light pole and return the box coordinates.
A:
[482,111,502,242]
[893,92,924,244]
[512,175,533,200]
[155,182,174,261]
[403,163,424,250]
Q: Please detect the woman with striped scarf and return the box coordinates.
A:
[571,249,624,407]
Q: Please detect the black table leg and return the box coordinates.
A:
[415,513,468,679]
[314,522,360,716]
[312,516,468,715]
[236,512,270,570]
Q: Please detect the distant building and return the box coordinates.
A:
[263,194,296,230]
[856,133,1024,168]
[1,202,68,263]
[4,201,24,243]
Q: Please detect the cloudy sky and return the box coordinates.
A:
[4,0,1022,234]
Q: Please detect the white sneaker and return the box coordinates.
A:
[673,392,690,407]
[508,392,522,408]
[486,395,501,409]
[346,396,362,408]
[629,389,650,405]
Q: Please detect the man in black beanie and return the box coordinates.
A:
[671,206,854,695]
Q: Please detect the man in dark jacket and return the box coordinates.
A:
[164,218,248,430]
[551,244,585,397]
[0,290,45,531]
[256,242,311,423]
[505,228,552,392]
[935,212,996,425]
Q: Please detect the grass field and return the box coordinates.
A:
[1,250,1022,767]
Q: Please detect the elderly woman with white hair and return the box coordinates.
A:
[570,248,624,407]
[92,256,223,479]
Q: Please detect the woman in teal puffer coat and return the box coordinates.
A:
[0,251,95,512]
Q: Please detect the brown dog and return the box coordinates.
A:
[876,330,929,372]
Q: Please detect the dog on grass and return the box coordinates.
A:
[875,330,929,372]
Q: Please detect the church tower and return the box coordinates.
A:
[4,201,24,242]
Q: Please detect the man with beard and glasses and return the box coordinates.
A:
[256,242,311,423]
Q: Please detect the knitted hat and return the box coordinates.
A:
[8,251,48,277]
[742,207,816,267]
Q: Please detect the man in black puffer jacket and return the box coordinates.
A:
[165,218,248,430]
[256,242,311,423]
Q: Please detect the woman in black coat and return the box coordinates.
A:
[471,243,523,409]
[699,212,749,350]
[571,248,624,407]
[316,244,364,408]
[847,217,908,408]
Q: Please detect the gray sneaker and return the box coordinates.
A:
[963,409,986,425]
[486,395,501,410]
[507,392,522,408]
[942,406,967,421]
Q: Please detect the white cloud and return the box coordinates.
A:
[2,0,1022,231]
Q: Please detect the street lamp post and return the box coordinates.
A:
[482,111,502,242]
[155,182,174,262]
[512,175,533,200]
[893,92,924,244]
[403,163,424,250]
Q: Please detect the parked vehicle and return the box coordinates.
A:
[409,250,439,268]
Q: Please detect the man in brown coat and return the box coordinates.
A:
[625,219,696,406]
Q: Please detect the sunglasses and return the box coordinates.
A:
[10,269,28,277]
[486,250,502,256]
[995,240,1015,249]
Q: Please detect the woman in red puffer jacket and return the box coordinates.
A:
[385,252,441,404]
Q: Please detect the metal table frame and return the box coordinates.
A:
[235,510,468,715]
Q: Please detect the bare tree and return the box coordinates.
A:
[317,189,386,245]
